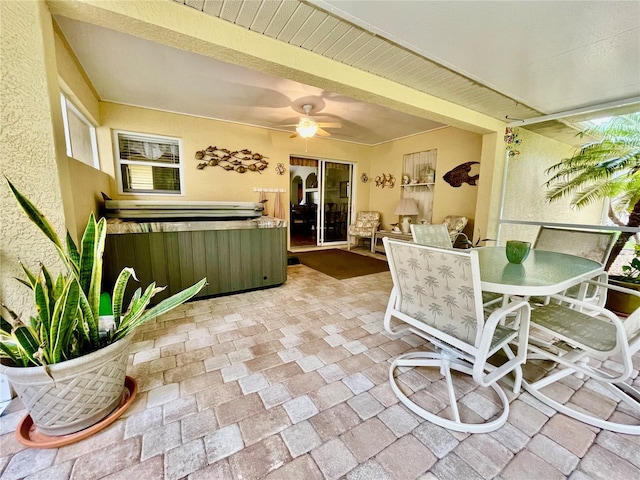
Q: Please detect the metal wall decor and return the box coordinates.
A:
[275,163,286,175]
[195,146,269,173]
[443,162,479,187]
[360,173,369,183]
[374,173,395,188]
[504,127,523,157]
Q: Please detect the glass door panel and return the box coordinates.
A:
[319,161,353,245]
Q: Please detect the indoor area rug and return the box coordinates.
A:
[292,249,389,280]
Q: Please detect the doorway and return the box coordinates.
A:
[289,156,354,249]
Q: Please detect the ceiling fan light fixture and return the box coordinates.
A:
[296,122,318,138]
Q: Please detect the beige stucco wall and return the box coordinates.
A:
[97,102,372,222]
[54,22,100,124]
[369,127,483,232]
[0,0,68,316]
[46,0,509,245]
[500,128,605,244]
[67,157,112,232]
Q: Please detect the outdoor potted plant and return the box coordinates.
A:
[0,179,206,437]
[606,244,640,315]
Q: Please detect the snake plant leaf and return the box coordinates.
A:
[112,267,136,328]
[76,292,96,348]
[1,313,13,336]
[66,231,80,272]
[6,178,66,261]
[1,304,19,323]
[41,264,57,307]
[126,287,143,316]
[19,262,38,288]
[14,278,32,290]
[0,341,23,366]
[53,273,65,300]
[34,278,50,348]
[14,324,41,365]
[114,283,162,337]
[87,217,107,324]
[50,278,80,363]
[78,213,97,296]
[114,278,206,341]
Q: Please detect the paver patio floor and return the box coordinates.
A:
[1,262,639,479]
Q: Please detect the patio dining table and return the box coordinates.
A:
[476,246,603,297]
[476,246,639,434]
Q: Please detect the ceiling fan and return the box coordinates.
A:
[288,104,341,139]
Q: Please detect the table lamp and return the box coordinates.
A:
[394,198,419,233]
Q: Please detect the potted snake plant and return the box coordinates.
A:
[0,179,206,436]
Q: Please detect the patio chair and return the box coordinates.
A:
[525,281,640,434]
[411,224,503,308]
[443,215,468,246]
[382,238,531,432]
[347,211,380,252]
[410,223,453,248]
[533,226,618,306]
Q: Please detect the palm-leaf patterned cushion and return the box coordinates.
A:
[348,211,380,236]
[388,242,480,345]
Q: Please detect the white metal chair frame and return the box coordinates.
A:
[525,280,640,435]
[383,238,531,433]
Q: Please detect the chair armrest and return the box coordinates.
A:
[584,279,640,299]
[473,298,531,387]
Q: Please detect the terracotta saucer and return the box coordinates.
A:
[16,376,137,449]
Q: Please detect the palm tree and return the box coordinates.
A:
[545,113,640,271]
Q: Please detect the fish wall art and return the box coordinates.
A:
[443,162,479,187]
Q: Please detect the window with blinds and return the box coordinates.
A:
[115,131,183,195]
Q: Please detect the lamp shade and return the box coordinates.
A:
[394,198,419,216]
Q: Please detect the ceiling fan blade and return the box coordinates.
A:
[316,122,341,128]
[289,132,299,138]
[316,128,331,137]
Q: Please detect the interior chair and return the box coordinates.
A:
[533,226,618,306]
[525,281,640,435]
[410,224,453,248]
[347,211,380,252]
[442,215,469,247]
[382,237,531,433]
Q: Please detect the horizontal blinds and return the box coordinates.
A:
[121,164,180,194]
[118,133,180,164]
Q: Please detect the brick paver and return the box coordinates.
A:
[1,265,637,480]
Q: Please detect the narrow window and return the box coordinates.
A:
[60,94,99,169]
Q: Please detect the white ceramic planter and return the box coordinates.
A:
[2,336,132,436]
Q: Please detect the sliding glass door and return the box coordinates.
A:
[319,160,353,246]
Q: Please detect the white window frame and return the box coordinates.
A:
[114,130,184,196]
[60,94,100,169]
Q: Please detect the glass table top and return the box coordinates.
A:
[477,247,603,296]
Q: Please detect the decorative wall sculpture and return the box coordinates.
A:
[374,173,395,188]
[443,162,479,187]
[504,127,523,157]
[195,146,268,173]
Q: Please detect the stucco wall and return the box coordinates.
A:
[54,23,100,124]
[369,127,483,232]
[0,0,67,316]
[96,102,372,224]
[500,128,605,244]
[67,157,112,232]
